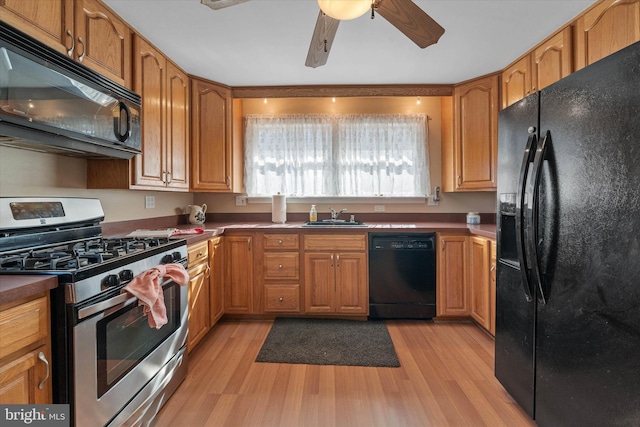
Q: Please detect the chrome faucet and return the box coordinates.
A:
[329,207,347,221]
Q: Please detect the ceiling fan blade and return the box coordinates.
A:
[305,11,340,68]
[375,0,445,48]
[201,0,250,10]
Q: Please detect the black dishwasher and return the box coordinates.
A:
[368,233,436,319]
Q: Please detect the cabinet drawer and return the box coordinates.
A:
[304,234,367,251]
[0,296,48,360]
[264,284,300,312]
[188,241,209,267]
[264,253,299,280]
[263,234,299,250]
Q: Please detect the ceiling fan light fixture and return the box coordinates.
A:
[317,0,371,21]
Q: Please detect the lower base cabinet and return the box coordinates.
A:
[187,241,210,352]
[0,293,52,404]
[303,235,368,315]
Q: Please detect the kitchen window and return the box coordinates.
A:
[244,114,430,197]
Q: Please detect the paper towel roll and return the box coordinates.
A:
[272,194,286,223]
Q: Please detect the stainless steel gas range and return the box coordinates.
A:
[0,197,189,426]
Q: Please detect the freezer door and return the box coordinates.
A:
[494,92,539,418]
[535,41,640,427]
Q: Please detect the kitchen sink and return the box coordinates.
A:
[302,220,368,227]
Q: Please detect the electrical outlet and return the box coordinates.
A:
[145,195,155,209]
[374,205,385,212]
[428,196,439,206]
[235,196,247,206]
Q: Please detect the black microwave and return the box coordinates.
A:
[0,22,141,159]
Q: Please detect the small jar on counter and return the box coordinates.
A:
[466,212,481,224]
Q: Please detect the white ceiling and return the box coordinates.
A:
[103,0,595,87]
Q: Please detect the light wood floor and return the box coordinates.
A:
[153,320,536,427]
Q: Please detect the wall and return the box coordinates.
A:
[0,97,496,222]
[0,146,193,223]
[195,96,497,216]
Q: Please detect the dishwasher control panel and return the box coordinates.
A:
[370,233,435,250]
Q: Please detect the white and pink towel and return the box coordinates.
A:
[122,263,189,329]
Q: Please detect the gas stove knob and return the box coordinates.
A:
[172,251,182,261]
[103,274,120,289]
[119,269,134,282]
[160,254,175,264]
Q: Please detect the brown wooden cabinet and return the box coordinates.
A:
[187,240,210,352]
[131,36,189,190]
[303,234,368,315]
[469,236,491,331]
[191,78,243,192]
[444,74,499,192]
[489,239,497,336]
[0,0,132,88]
[436,233,469,317]
[262,234,301,313]
[0,293,52,404]
[501,27,573,109]
[574,0,640,71]
[209,236,225,326]
[224,234,254,314]
[87,37,189,191]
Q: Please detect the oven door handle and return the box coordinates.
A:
[78,292,138,321]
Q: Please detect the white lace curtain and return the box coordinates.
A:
[244,114,430,197]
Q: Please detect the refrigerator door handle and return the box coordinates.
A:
[528,130,550,304]
[515,132,537,301]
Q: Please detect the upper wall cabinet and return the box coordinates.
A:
[87,37,189,191]
[191,78,243,192]
[132,36,189,190]
[574,0,640,70]
[502,27,573,109]
[443,74,499,192]
[0,0,133,88]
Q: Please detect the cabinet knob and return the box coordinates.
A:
[278,264,283,269]
[38,352,50,390]
[278,239,283,244]
[77,36,85,62]
[279,297,284,302]
[66,29,75,56]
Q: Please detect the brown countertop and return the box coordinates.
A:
[0,275,58,306]
[145,221,497,245]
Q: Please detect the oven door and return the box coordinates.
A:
[72,278,187,427]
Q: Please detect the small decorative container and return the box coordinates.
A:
[466,212,481,224]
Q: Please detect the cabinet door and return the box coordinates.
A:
[209,237,225,326]
[74,0,132,88]
[436,234,469,317]
[334,252,368,314]
[225,235,254,313]
[501,55,532,109]
[304,252,335,313]
[0,346,51,404]
[165,61,190,190]
[469,236,491,330]
[574,0,640,70]
[533,27,573,92]
[0,0,73,56]
[191,78,234,191]
[489,240,497,336]
[453,74,499,191]
[132,37,166,188]
[187,262,210,353]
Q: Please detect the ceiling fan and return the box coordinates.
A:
[201,0,445,68]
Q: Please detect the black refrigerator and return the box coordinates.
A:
[495,40,640,427]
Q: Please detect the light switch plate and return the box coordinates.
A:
[235,196,247,206]
[374,205,385,212]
